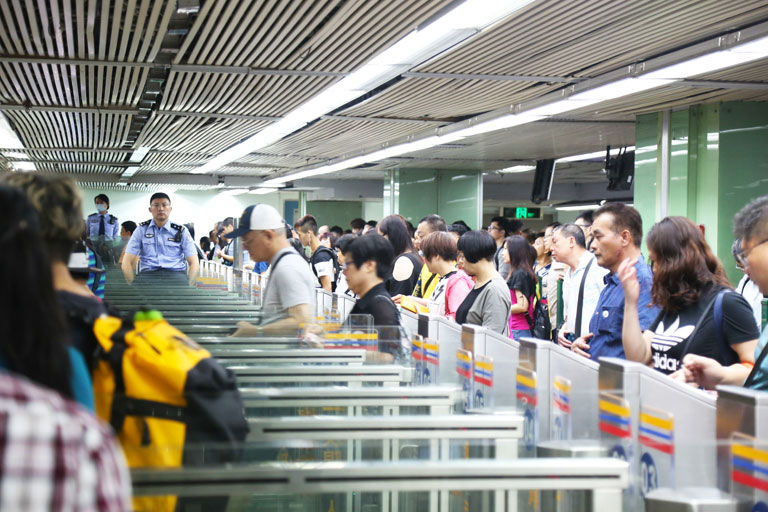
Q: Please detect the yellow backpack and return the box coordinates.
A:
[93,311,249,510]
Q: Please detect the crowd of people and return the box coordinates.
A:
[1,169,768,508]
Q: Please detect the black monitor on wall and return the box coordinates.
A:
[606,147,635,191]
[530,159,556,204]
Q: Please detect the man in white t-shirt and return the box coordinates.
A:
[229,204,317,335]
[551,223,608,348]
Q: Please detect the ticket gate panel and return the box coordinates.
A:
[518,338,552,453]
[401,310,418,337]
[716,386,768,507]
[636,365,717,496]
[435,317,463,386]
[479,330,520,408]
[548,344,600,442]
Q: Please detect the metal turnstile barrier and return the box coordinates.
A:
[131,458,629,512]
[211,348,368,365]
[598,357,718,510]
[239,385,463,417]
[233,364,414,387]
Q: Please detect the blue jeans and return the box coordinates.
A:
[511,329,532,341]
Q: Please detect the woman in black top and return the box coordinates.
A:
[619,216,758,378]
[343,235,404,360]
[378,215,423,296]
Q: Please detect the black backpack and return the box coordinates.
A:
[311,246,340,292]
[525,278,552,340]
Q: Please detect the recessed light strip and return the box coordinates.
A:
[191,0,537,174]
[262,28,768,184]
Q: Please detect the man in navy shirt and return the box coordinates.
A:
[571,203,659,359]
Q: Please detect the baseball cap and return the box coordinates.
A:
[229,203,286,238]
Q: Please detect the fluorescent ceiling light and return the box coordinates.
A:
[556,146,636,163]
[193,0,536,174]
[249,188,278,195]
[121,166,140,179]
[129,146,151,163]
[497,165,536,173]
[568,78,674,101]
[0,113,25,150]
[555,204,602,211]
[642,36,768,80]
[220,188,249,196]
[12,161,36,171]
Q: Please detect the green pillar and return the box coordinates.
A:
[634,101,768,284]
[392,169,483,229]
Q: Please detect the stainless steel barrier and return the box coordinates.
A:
[233,364,414,387]
[598,357,718,509]
[401,309,419,337]
[131,458,629,512]
[210,348,368,365]
[239,385,463,417]
[716,385,768,510]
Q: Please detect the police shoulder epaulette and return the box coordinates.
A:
[108,214,117,223]
[140,219,151,226]
[170,222,183,231]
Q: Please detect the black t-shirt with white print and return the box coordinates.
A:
[310,247,336,286]
[649,285,759,375]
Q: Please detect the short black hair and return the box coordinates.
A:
[150,192,170,204]
[336,233,357,254]
[121,220,137,234]
[350,218,366,230]
[734,195,768,245]
[94,194,109,208]
[448,223,470,237]
[418,214,446,233]
[366,220,377,227]
[298,214,319,235]
[452,220,470,230]
[344,234,394,280]
[593,202,643,248]
[330,225,344,237]
[508,219,524,234]
[546,221,562,230]
[554,223,586,248]
[222,217,234,228]
[457,230,497,263]
[576,210,594,226]
[489,216,510,237]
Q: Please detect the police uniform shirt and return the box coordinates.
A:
[125,219,196,272]
[86,212,119,240]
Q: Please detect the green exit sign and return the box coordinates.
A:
[503,207,541,220]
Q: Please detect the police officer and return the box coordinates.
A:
[121,192,199,285]
[87,194,119,240]
[87,194,119,262]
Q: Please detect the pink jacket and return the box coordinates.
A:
[444,269,474,320]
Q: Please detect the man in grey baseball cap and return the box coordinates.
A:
[230,204,317,335]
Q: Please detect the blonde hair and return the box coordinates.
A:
[1,173,84,262]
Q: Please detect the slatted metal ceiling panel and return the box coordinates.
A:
[0,0,767,185]
[419,0,768,77]
[258,119,436,159]
[177,0,456,71]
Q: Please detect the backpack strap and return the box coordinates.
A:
[745,339,768,388]
[312,246,339,292]
[678,289,725,360]
[574,258,594,336]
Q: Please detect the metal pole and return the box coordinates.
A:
[233,218,243,270]
[659,110,671,219]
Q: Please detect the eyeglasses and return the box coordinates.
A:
[739,238,768,267]
[487,225,499,231]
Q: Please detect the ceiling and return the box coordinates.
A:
[1,0,768,192]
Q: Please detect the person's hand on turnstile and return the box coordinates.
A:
[571,333,593,358]
[674,354,727,390]
[231,321,260,337]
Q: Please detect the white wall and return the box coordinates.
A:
[78,187,298,242]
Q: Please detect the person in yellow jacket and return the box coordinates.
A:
[394,214,446,312]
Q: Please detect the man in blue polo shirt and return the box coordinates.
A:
[121,192,198,285]
[570,203,659,359]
